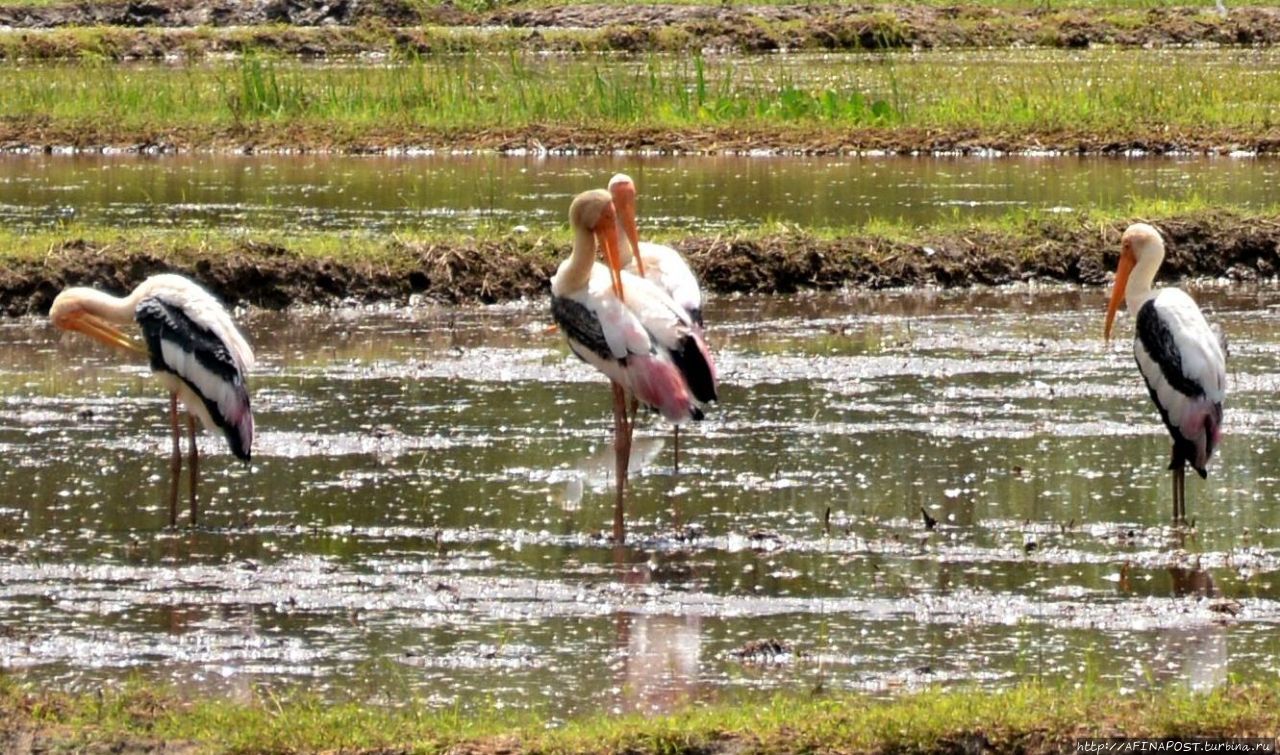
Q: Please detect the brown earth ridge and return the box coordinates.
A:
[3,211,1276,315]
[2,1,1280,55]
[4,122,1279,156]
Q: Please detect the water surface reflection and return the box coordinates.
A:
[0,287,1278,716]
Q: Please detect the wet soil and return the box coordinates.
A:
[3,2,1280,54]
[2,210,1275,314]
[5,120,1280,157]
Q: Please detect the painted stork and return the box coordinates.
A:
[1104,223,1226,525]
[551,189,714,543]
[608,173,716,466]
[50,273,254,527]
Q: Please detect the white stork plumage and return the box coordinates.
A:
[50,273,254,526]
[608,173,715,467]
[550,189,715,543]
[1105,223,1226,525]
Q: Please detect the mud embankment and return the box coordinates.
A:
[4,122,1280,157]
[3,2,1280,56]
[0,0,424,28]
[2,212,1276,315]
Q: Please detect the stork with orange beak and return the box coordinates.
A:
[551,190,712,543]
[50,273,254,526]
[608,174,717,467]
[1105,223,1226,525]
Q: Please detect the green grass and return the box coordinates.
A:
[2,49,1279,146]
[3,675,1279,753]
[0,196,1267,265]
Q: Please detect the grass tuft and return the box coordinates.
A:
[1,49,1278,146]
[3,676,1280,754]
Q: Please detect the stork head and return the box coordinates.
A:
[50,287,142,353]
[569,189,625,298]
[607,173,645,276]
[1105,223,1165,342]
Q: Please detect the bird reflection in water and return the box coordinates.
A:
[1156,566,1228,692]
[555,437,667,512]
[611,554,704,715]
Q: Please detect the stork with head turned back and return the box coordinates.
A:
[551,189,715,543]
[608,173,716,467]
[50,273,254,527]
[1104,223,1226,526]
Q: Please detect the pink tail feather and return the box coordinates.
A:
[1178,399,1222,473]
[628,353,697,423]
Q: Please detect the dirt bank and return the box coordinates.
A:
[2,211,1275,315]
[4,120,1279,157]
[0,0,423,29]
[3,2,1280,54]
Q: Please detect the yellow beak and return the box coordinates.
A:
[63,311,146,355]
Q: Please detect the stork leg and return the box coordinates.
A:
[167,393,181,528]
[187,415,199,527]
[1176,466,1187,526]
[1169,448,1188,527]
[1172,458,1187,529]
[611,381,632,544]
[673,426,680,474]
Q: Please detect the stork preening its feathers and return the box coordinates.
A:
[551,189,717,543]
[1105,223,1226,525]
[50,273,254,526]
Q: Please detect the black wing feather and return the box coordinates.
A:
[1135,299,1205,399]
[669,334,717,404]
[551,295,617,363]
[135,296,251,460]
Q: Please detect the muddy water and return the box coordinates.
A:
[2,287,1280,716]
[1,153,1277,235]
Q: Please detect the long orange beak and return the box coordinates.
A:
[619,199,646,278]
[596,223,625,301]
[1104,247,1136,342]
[61,311,145,354]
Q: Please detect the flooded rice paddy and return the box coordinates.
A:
[1,153,1278,234]
[2,286,1280,717]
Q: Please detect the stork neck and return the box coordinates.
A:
[1125,252,1162,312]
[613,217,636,268]
[66,286,139,324]
[561,226,598,291]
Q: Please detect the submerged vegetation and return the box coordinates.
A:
[2,677,1279,753]
[1,49,1279,153]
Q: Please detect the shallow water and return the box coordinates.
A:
[2,286,1279,717]
[1,153,1277,235]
